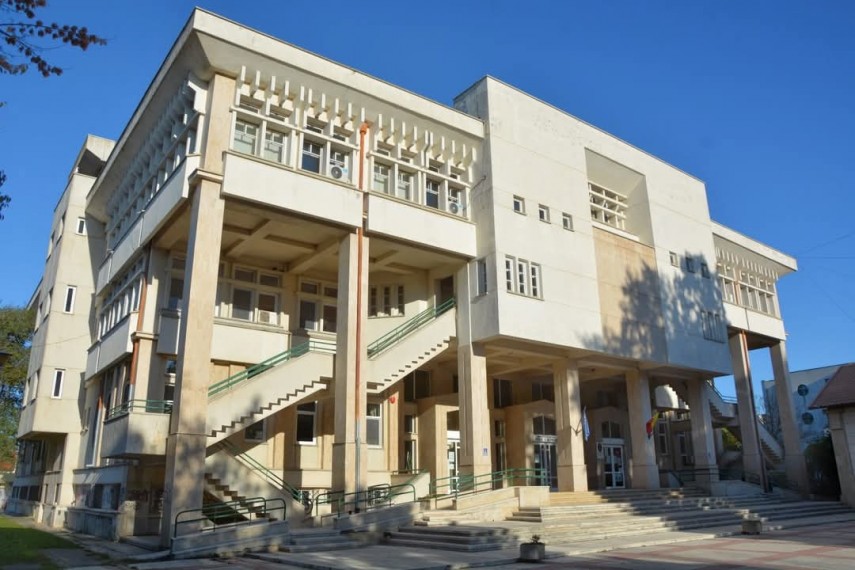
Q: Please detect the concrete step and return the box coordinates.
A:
[385,524,517,552]
[383,537,512,552]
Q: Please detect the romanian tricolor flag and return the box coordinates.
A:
[645,411,660,439]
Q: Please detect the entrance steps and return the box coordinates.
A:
[279,528,361,553]
[384,524,518,552]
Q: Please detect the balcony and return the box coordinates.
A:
[86,315,133,379]
[101,400,172,458]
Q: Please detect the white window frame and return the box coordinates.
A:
[368,284,405,318]
[562,213,574,231]
[52,369,64,399]
[366,402,383,447]
[538,204,550,223]
[669,252,679,267]
[298,279,337,331]
[373,162,391,193]
[233,118,259,155]
[476,259,488,296]
[75,217,86,235]
[63,286,76,314]
[513,195,525,215]
[301,139,323,173]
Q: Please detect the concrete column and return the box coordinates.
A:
[625,370,659,489]
[729,332,763,478]
[456,264,491,482]
[686,380,719,489]
[331,232,368,496]
[770,342,809,493]
[160,177,225,546]
[554,359,588,491]
[828,410,855,507]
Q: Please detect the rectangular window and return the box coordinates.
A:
[232,288,253,320]
[426,179,440,209]
[234,267,257,283]
[700,263,710,279]
[368,285,405,317]
[397,171,412,200]
[517,260,527,295]
[322,304,337,333]
[686,256,696,273]
[448,186,463,215]
[257,293,278,325]
[52,369,64,398]
[505,257,514,291]
[493,378,512,408]
[76,217,86,235]
[299,300,318,330]
[513,195,525,214]
[233,120,258,155]
[245,420,264,442]
[366,403,382,446]
[404,440,417,472]
[63,286,76,313]
[296,402,316,444]
[562,213,573,231]
[404,414,416,434]
[530,263,541,298]
[477,259,488,296]
[263,129,286,163]
[373,163,390,193]
[669,252,679,267]
[168,278,184,310]
[657,420,668,455]
[531,382,554,402]
[301,140,322,173]
[538,204,550,223]
[404,371,431,402]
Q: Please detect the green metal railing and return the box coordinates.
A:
[367,297,455,358]
[313,482,416,515]
[105,399,173,420]
[219,440,311,513]
[430,467,546,499]
[207,339,336,397]
[173,496,285,538]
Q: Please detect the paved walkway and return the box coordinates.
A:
[6,514,855,569]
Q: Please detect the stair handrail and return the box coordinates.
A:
[105,399,174,420]
[219,440,311,513]
[173,496,285,538]
[367,297,456,358]
[208,338,336,397]
[705,379,738,405]
[430,467,546,499]
[313,482,416,515]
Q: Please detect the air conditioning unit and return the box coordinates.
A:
[448,202,461,215]
[330,165,349,180]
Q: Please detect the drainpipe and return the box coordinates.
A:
[355,121,371,507]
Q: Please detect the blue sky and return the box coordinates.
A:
[0,1,853,399]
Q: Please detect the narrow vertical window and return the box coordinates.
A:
[76,217,86,235]
[233,120,258,155]
[562,213,573,231]
[63,286,76,313]
[397,171,412,200]
[296,402,317,444]
[426,179,440,208]
[366,403,382,446]
[396,286,405,315]
[530,264,541,298]
[513,196,525,214]
[373,163,390,193]
[517,260,527,295]
[477,259,488,296]
[301,140,322,173]
[505,257,514,291]
[52,370,64,398]
[263,129,286,163]
[538,205,550,223]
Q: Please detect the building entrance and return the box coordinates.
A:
[533,436,558,490]
[447,430,460,491]
[603,443,625,489]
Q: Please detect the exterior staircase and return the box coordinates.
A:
[367,298,456,393]
[385,525,517,552]
[206,339,335,445]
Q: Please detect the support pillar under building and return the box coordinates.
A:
[770,341,809,494]
[686,379,720,489]
[729,332,763,482]
[626,369,659,489]
[554,359,587,491]
[331,232,368,497]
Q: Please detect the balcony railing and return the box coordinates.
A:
[105,399,173,421]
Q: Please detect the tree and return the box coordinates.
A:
[0,305,35,468]
[0,0,106,219]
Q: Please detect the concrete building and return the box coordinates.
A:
[9,9,807,544]
[763,364,853,451]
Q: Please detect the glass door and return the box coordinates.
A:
[603,444,625,489]
[533,436,558,490]
[447,430,460,492]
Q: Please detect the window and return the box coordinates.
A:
[657,420,669,455]
[397,171,412,200]
[245,420,264,442]
[76,217,86,235]
[531,382,554,402]
[263,129,286,163]
[513,195,525,214]
[403,440,417,472]
[700,262,710,279]
[601,420,621,439]
[368,284,405,317]
[373,163,390,193]
[233,120,258,154]
[426,179,441,209]
[299,279,337,331]
[493,378,512,408]
[52,369,64,398]
[329,148,348,178]
[448,186,463,216]
[232,288,253,320]
[504,256,542,299]
[538,204,550,223]
[533,415,556,436]
[669,252,679,267]
[168,277,184,310]
[296,402,317,444]
[685,256,696,273]
[301,140,322,173]
[404,371,430,402]
[366,403,382,446]
[588,182,627,230]
[701,309,725,343]
[476,259,488,296]
[404,414,417,434]
[63,286,76,313]
[494,420,506,438]
[562,213,574,231]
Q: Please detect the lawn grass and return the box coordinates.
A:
[0,514,78,568]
